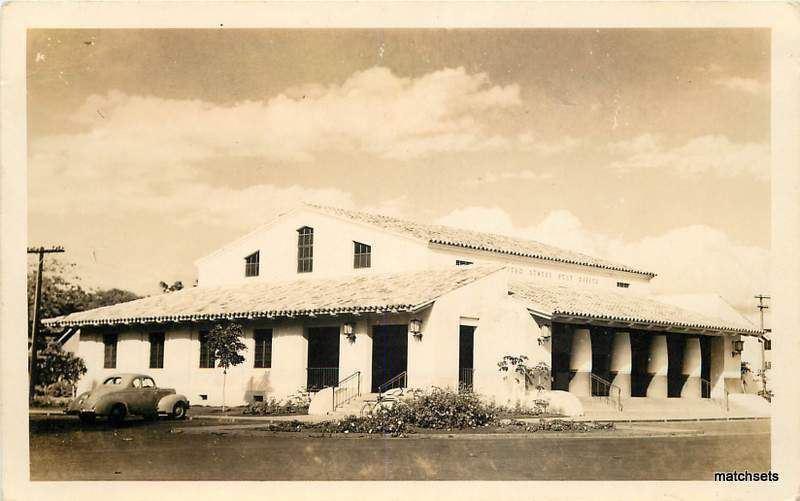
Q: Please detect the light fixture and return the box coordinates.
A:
[537,334,551,346]
[409,318,422,339]
[732,339,744,356]
[343,322,356,342]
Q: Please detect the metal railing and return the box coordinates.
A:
[332,371,361,411]
[700,378,729,412]
[378,371,407,398]
[590,373,623,412]
[306,367,339,392]
[458,368,474,393]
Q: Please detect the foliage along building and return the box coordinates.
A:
[44,204,765,414]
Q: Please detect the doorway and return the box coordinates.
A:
[371,324,408,393]
[306,326,340,391]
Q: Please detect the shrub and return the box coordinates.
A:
[395,386,496,429]
[243,389,311,415]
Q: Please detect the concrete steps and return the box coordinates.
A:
[578,395,769,420]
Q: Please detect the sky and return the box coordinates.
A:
[27,29,770,314]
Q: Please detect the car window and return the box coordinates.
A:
[132,378,142,388]
[142,377,156,388]
[103,376,123,385]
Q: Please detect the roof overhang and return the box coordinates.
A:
[527,309,762,337]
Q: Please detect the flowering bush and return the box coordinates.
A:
[498,355,551,390]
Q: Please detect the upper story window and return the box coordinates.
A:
[244,251,260,277]
[616,282,630,288]
[103,334,118,369]
[297,226,314,273]
[353,241,371,269]
[149,332,165,369]
[456,260,473,266]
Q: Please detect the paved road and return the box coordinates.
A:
[29,416,770,481]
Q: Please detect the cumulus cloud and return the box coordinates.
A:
[713,76,769,96]
[435,206,768,310]
[607,134,770,181]
[31,66,525,182]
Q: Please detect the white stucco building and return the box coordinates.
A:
[45,204,766,415]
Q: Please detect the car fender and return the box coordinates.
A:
[157,393,189,413]
[94,396,126,416]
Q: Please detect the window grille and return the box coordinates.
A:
[297,227,314,273]
[149,332,165,369]
[244,251,260,277]
[353,241,371,268]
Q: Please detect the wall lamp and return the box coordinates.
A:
[537,334,551,346]
[409,318,423,340]
[731,339,745,356]
[343,322,356,343]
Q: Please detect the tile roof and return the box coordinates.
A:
[308,204,656,278]
[509,281,761,335]
[43,266,503,328]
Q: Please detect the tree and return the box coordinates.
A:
[159,280,184,293]
[36,341,87,396]
[206,322,247,412]
[27,259,140,396]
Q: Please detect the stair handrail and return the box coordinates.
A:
[332,371,361,411]
[590,373,623,412]
[378,371,407,399]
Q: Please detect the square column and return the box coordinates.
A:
[646,334,668,398]
[568,328,592,396]
[681,337,702,398]
[609,331,632,397]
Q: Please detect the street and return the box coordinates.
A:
[29,415,770,480]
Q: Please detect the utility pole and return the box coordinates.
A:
[754,294,771,395]
[27,245,65,401]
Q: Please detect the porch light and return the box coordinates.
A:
[537,334,551,346]
[732,339,745,356]
[409,318,423,339]
[343,322,356,342]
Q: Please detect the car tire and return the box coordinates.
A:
[108,404,127,426]
[79,413,95,424]
[171,402,187,420]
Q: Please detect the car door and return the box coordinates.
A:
[139,377,161,413]
[125,377,147,414]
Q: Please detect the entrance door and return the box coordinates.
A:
[458,325,475,391]
[306,327,340,390]
[371,324,408,393]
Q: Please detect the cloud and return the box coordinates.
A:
[435,206,768,311]
[31,66,525,182]
[713,77,769,96]
[462,169,555,186]
[607,134,770,181]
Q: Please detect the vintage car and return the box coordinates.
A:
[66,373,190,424]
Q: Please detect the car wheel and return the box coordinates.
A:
[171,402,187,420]
[108,404,127,425]
[79,413,95,424]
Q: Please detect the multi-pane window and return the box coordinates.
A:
[254,329,273,368]
[149,333,165,369]
[616,282,630,289]
[244,251,260,277]
[297,226,314,273]
[353,241,371,269]
[199,331,216,368]
[456,260,473,266]
[103,334,117,369]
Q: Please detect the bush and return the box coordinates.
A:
[243,389,311,416]
[400,387,496,429]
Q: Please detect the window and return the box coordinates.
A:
[456,260,473,266]
[353,241,371,269]
[103,334,117,368]
[616,282,630,288]
[141,377,156,388]
[149,332,165,369]
[199,331,216,368]
[103,376,123,385]
[244,251,260,277]
[297,226,314,273]
[254,329,273,368]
